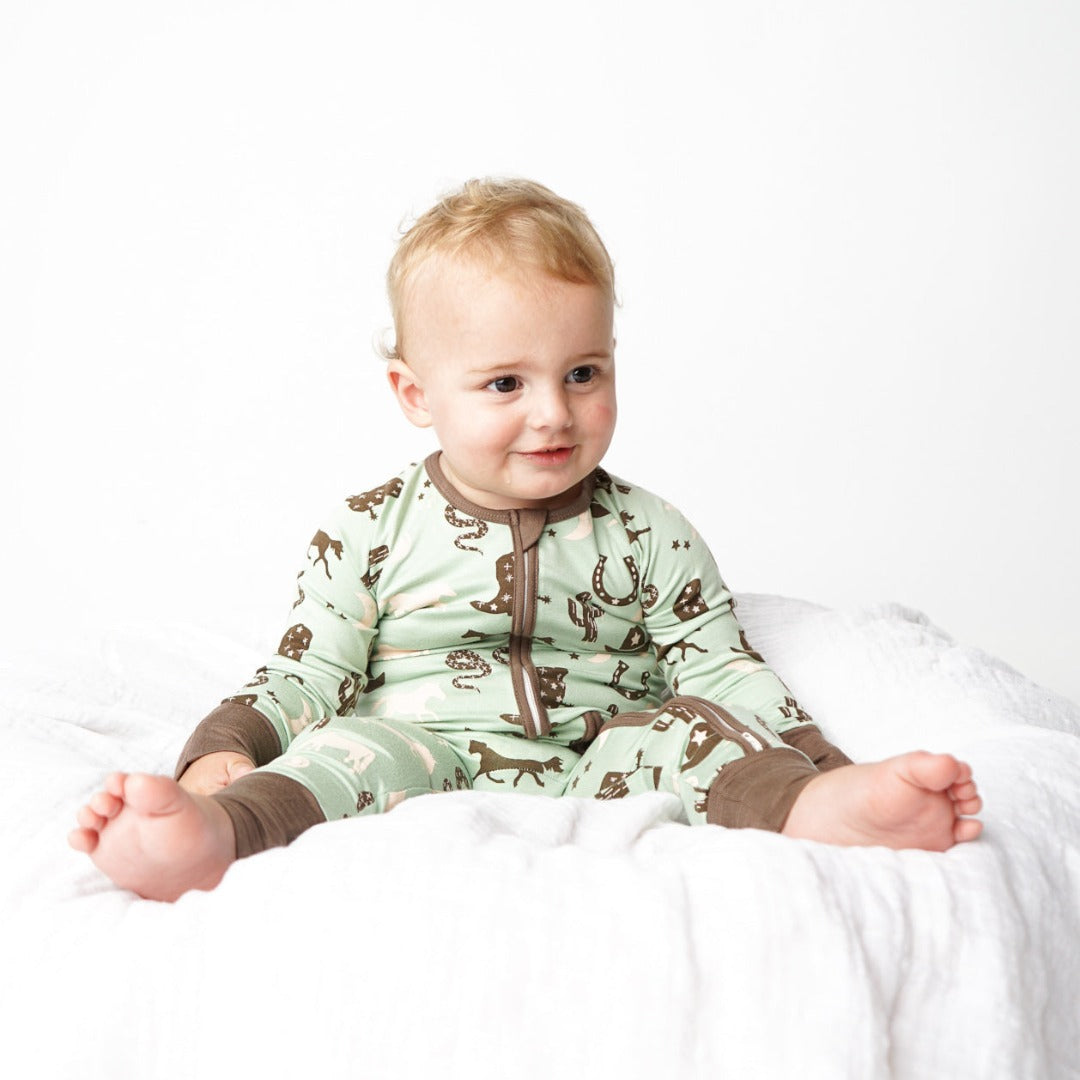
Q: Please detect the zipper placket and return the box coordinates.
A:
[509,509,547,740]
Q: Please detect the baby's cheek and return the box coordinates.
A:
[585,399,617,433]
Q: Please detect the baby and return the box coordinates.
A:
[70,178,982,901]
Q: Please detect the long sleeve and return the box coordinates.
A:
[175,505,381,777]
[638,499,842,758]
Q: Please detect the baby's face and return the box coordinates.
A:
[390,258,616,511]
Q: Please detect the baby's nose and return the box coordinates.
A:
[528,386,573,429]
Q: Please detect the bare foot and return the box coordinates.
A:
[68,773,237,901]
[781,751,983,851]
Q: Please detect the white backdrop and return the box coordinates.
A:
[4,0,1078,704]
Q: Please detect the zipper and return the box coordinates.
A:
[680,695,765,755]
[519,541,543,734]
[509,509,547,739]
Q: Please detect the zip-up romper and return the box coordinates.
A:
[177,454,849,856]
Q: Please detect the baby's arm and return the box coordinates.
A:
[174,507,382,781]
[70,507,383,900]
[173,701,282,782]
[638,500,824,746]
[177,750,255,795]
[640,504,981,846]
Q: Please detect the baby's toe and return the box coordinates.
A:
[955,795,982,816]
[104,772,128,798]
[68,827,98,853]
[902,751,963,793]
[77,805,106,832]
[89,791,123,819]
[954,817,983,843]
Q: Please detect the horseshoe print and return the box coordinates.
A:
[591,555,640,607]
[607,659,651,700]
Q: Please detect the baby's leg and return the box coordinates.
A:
[68,773,238,902]
[781,752,983,850]
[565,696,813,828]
[257,714,472,822]
[70,716,471,901]
[565,698,982,851]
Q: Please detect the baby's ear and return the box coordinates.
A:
[386,359,432,428]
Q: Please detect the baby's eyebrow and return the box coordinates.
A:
[468,362,523,376]
[467,351,612,376]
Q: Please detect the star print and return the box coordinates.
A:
[418,493,424,500]
[569,652,580,660]
[683,541,690,549]
[672,541,680,551]
[539,595,551,604]
[547,529,556,537]
[423,480,432,487]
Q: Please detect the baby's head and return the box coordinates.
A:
[384,179,619,512]
[383,177,616,363]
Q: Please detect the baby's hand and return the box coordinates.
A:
[178,751,256,795]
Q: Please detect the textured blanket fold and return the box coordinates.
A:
[1,595,1076,1079]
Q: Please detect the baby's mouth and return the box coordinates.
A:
[519,446,574,465]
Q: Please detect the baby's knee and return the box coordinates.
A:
[268,714,469,818]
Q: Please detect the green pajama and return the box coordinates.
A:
[182,455,848,855]
[258,694,799,826]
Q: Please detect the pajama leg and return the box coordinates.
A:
[214,715,472,857]
[563,695,819,831]
[447,729,577,795]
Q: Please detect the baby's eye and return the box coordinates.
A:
[567,366,596,384]
[486,376,520,393]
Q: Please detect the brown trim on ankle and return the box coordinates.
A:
[213,773,326,859]
[706,748,819,831]
[779,725,853,772]
[174,703,282,781]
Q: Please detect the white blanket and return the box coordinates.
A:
[2,595,1078,1079]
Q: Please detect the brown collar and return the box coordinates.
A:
[423,451,597,526]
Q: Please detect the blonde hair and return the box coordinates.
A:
[381,177,616,361]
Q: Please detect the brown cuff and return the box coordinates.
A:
[780,725,853,772]
[174,702,283,780]
[706,747,819,831]
[213,772,326,859]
